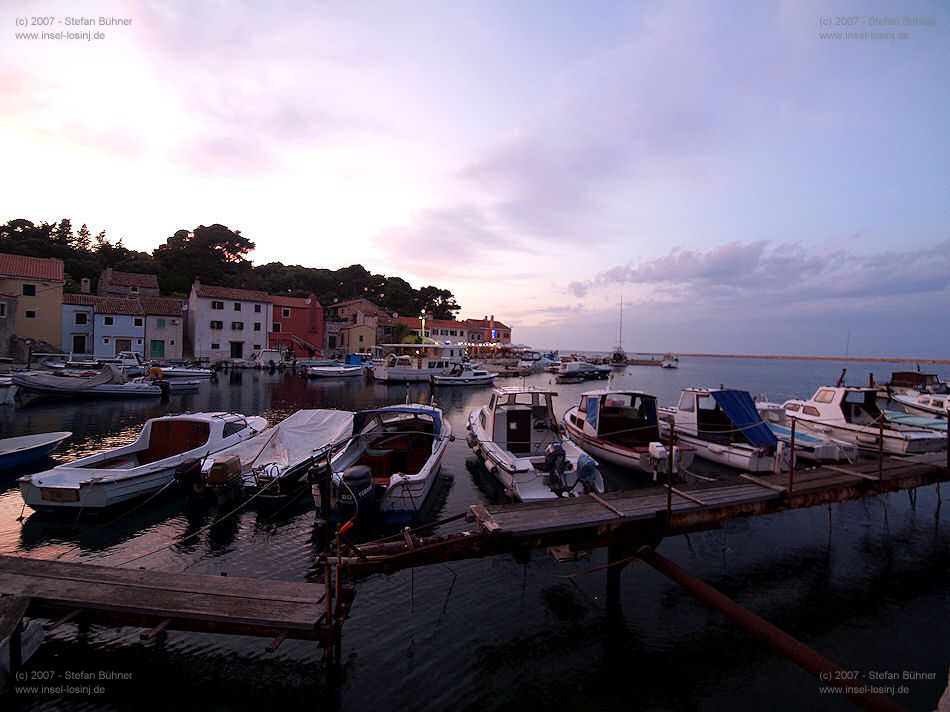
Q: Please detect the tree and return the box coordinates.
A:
[153,224,255,293]
[74,224,92,252]
[417,285,460,320]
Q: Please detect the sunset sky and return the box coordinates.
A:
[3,1,948,356]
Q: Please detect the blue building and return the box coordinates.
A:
[61,294,145,358]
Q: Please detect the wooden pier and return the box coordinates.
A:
[344,451,949,574]
[0,556,354,654]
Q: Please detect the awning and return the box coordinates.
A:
[711,390,777,448]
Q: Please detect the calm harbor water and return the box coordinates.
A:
[1,357,948,711]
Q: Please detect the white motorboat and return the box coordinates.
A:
[660,354,679,369]
[372,340,464,383]
[564,389,693,478]
[467,386,604,501]
[890,392,949,419]
[12,365,168,406]
[148,364,215,379]
[19,412,268,513]
[782,386,945,455]
[430,363,498,386]
[756,402,857,462]
[554,361,611,383]
[660,388,787,473]
[228,349,290,369]
[0,431,72,473]
[311,404,452,524]
[307,364,364,378]
[179,409,355,499]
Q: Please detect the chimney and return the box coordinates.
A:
[80,278,91,293]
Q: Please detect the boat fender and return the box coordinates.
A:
[147,366,164,380]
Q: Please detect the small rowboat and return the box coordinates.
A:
[307,365,364,378]
[0,432,72,473]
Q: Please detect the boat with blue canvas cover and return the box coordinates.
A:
[0,432,71,473]
[660,388,787,473]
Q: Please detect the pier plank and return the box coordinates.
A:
[0,557,323,605]
[0,556,348,640]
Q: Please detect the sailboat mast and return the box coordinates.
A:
[618,295,623,348]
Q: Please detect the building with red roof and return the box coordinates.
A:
[97,267,161,298]
[0,252,65,346]
[187,279,273,361]
[62,293,145,358]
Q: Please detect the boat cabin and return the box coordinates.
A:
[676,388,777,448]
[480,387,560,456]
[887,371,947,394]
[569,391,659,446]
[789,387,884,426]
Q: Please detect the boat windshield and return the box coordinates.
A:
[841,391,882,424]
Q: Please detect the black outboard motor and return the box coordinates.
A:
[542,442,567,496]
[174,458,202,488]
[334,465,376,523]
[156,378,171,400]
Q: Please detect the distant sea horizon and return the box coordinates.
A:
[552,350,950,365]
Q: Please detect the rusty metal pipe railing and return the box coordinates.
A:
[635,546,910,712]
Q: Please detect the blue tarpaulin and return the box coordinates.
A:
[585,397,600,431]
[711,390,777,448]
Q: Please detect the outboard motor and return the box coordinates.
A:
[334,465,376,523]
[542,442,567,496]
[576,453,599,494]
[174,458,202,488]
[156,378,171,400]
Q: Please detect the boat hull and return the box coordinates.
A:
[563,419,694,474]
[791,418,945,455]
[0,432,71,473]
[665,429,778,472]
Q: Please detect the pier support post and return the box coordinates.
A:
[605,543,632,617]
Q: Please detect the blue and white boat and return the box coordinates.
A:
[311,404,452,524]
[756,402,857,462]
[660,388,787,472]
[0,432,71,473]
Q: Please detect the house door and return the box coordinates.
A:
[114,338,132,354]
[150,340,165,358]
[72,334,87,354]
[507,409,532,454]
[230,341,244,358]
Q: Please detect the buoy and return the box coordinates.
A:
[147,366,164,380]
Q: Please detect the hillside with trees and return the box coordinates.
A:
[0,218,460,319]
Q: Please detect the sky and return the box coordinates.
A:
[2,0,948,356]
